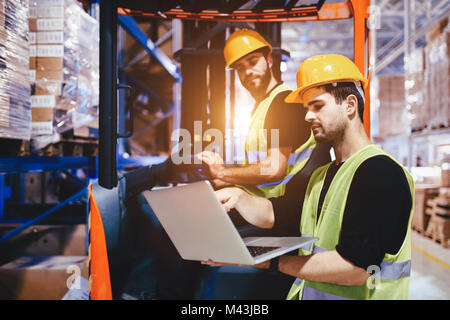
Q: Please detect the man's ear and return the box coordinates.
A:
[266,53,273,69]
[345,94,358,119]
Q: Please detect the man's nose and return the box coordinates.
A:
[304,109,315,123]
[244,65,254,76]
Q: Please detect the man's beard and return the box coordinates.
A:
[242,66,271,97]
[313,122,346,144]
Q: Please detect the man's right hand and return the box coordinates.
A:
[210,178,233,190]
[215,187,245,212]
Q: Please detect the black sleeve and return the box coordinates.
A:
[269,174,305,236]
[335,156,412,270]
[269,142,332,236]
[264,91,311,150]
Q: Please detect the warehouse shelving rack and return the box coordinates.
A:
[0,155,167,244]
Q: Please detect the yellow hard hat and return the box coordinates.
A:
[224,29,272,68]
[285,54,369,103]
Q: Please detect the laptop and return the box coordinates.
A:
[143,180,317,265]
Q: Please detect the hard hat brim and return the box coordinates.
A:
[284,78,369,104]
[225,45,272,68]
[284,89,303,103]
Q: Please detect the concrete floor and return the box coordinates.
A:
[409,230,450,300]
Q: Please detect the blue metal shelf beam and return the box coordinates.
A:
[0,155,167,242]
[0,156,166,173]
[117,14,182,83]
[0,187,87,243]
[0,156,95,173]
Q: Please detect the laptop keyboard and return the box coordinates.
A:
[247,246,281,257]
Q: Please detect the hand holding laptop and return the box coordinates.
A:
[201,258,270,270]
[144,181,317,265]
[214,187,275,229]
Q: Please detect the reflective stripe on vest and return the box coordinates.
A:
[287,147,315,166]
[303,286,352,300]
[312,245,411,281]
[289,144,414,300]
[256,146,315,188]
[239,83,316,198]
[380,260,411,280]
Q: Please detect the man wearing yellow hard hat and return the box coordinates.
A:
[197,29,330,212]
[205,54,414,300]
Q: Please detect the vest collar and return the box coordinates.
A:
[252,81,285,115]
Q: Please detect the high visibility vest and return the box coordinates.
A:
[238,83,316,199]
[287,144,414,300]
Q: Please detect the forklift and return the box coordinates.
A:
[89,0,371,300]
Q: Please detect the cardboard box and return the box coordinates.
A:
[29,57,37,70]
[31,94,57,108]
[0,94,9,127]
[38,0,65,6]
[36,44,64,58]
[36,6,64,19]
[37,57,63,70]
[0,224,86,256]
[28,18,37,32]
[74,118,99,138]
[31,121,53,135]
[32,107,53,122]
[36,31,64,44]
[35,80,62,95]
[0,255,88,300]
[28,18,64,32]
[0,9,4,30]
[427,16,448,42]
[36,69,63,81]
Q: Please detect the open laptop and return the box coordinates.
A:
[143,180,317,265]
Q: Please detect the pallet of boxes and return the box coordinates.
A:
[29,0,99,154]
[424,163,450,248]
[376,75,409,139]
[0,0,31,144]
[424,17,450,130]
[0,0,90,300]
[406,17,449,132]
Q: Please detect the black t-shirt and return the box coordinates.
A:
[259,85,311,150]
[270,155,412,270]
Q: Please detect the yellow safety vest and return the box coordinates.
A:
[287,144,414,300]
[238,83,316,199]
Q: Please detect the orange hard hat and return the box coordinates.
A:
[224,29,272,68]
[285,54,368,103]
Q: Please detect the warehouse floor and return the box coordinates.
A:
[409,231,450,300]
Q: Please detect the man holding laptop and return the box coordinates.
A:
[199,55,414,300]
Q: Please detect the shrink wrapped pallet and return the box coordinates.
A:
[0,0,31,140]
[29,0,99,147]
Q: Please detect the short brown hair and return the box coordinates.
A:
[321,82,365,121]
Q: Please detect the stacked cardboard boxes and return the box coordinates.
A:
[378,17,450,138]
[424,17,450,129]
[29,1,65,136]
[29,0,99,148]
[406,47,426,132]
[0,223,88,300]
[377,75,409,139]
[0,0,31,141]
